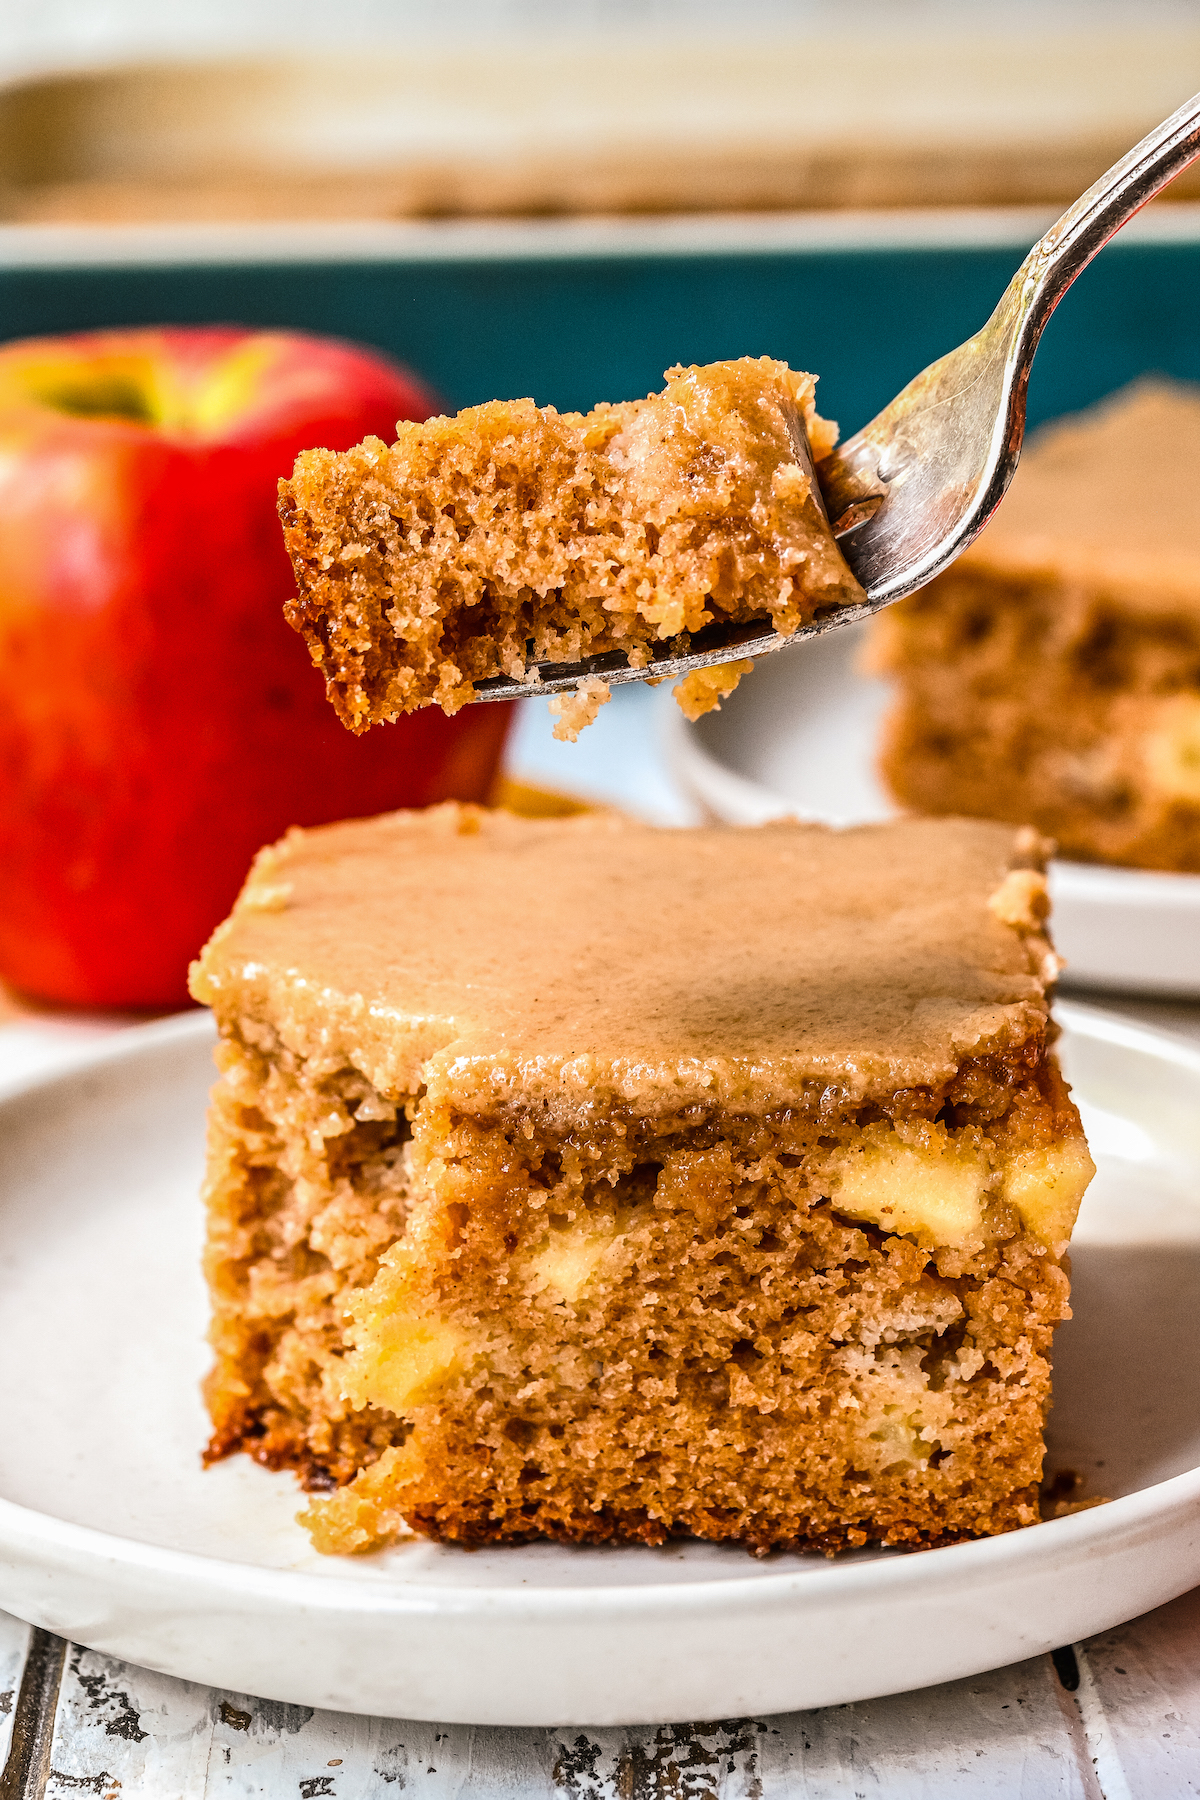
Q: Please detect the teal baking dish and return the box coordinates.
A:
[3,209,1200,436]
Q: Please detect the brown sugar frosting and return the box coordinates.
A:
[961,379,1200,604]
[193,807,1056,1112]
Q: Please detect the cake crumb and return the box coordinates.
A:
[239,882,293,913]
[989,867,1050,931]
[673,659,755,720]
[548,677,612,742]
[1040,1467,1111,1519]
[298,1447,417,1554]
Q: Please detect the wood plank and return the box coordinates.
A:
[770,1656,1097,1799]
[1075,1586,1200,1795]
[16,1596,1200,1797]
[15,1628,1099,1799]
[0,1614,32,1778]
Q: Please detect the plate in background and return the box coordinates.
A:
[664,620,1200,998]
[1,1007,1199,1724]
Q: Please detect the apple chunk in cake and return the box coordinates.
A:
[190,808,1092,1556]
[278,356,864,727]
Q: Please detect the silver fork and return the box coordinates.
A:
[473,89,1200,703]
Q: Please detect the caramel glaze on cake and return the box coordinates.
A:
[872,380,1200,871]
[278,357,864,725]
[190,809,1092,1557]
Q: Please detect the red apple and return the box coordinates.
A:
[0,326,512,1008]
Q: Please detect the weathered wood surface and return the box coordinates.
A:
[0,1613,30,1777]
[2,1588,1199,1797]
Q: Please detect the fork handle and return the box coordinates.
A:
[1015,89,1200,341]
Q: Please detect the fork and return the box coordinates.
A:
[472,89,1200,703]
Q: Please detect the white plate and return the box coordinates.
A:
[1,1008,1199,1726]
[663,620,1200,998]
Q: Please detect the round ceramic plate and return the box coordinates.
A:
[663,620,1200,998]
[2,1008,1199,1726]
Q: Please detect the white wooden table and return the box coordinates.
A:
[3,1594,1200,1797]
[3,688,1199,1797]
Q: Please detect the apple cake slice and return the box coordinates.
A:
[191,807,1092,1557]
[278,356,864,727]
[870,380,1200,871]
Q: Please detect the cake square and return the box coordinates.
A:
[277,357,864,727]
[871,380,1200,871]
[190,808,1092,1556]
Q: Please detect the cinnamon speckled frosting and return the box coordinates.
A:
[961,379,1200,608]
[190,808,1057,1113]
